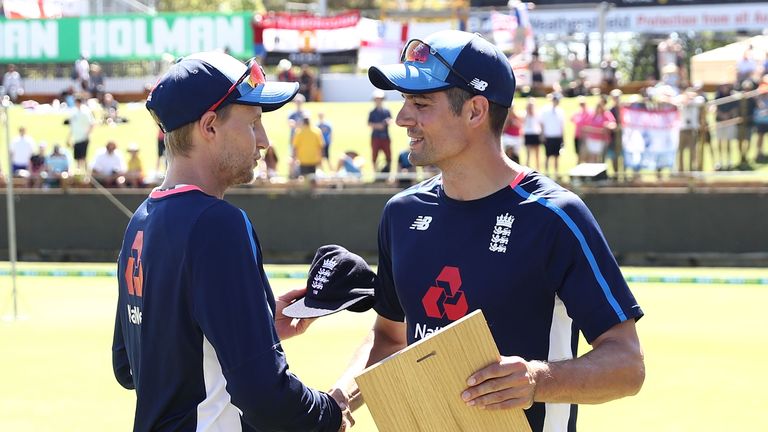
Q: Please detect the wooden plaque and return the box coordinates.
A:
[354,310,532,432]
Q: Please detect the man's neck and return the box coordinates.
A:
[160,158,227,199]
[439,141,525,201]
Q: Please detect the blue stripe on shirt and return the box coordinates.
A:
[512,186,627,321]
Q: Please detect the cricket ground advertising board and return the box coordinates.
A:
[0,12,253,63]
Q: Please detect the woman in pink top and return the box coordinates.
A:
[570,96,591,164]
[581,100,616,163]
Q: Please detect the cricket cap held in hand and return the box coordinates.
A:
[368,30,516,108]
[283,245,377,318]
[146,51,299,132]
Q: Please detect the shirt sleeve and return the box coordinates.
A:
[111,301,135,390]
[373,201,406,322]
[543,194,643,344]
[188,202,341,432]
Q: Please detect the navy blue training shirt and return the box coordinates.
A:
[374,170,643,432]
[113,185,341,432]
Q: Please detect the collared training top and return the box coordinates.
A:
[374,170,643,432]
[113,186,341,432]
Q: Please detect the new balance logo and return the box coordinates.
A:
[410,216,433,231]
[469,78,488,91]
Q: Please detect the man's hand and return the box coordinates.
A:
[274,287,316,340]
[329,388,355,431]
[461,356,545,410]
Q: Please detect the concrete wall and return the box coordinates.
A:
[0,187,766,265]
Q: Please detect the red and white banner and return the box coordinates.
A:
[622,105,680,170]
[2,0,86,19]
[255,11,361,55]
[256,11,360,30]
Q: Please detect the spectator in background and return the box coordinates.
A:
[2,64,23,103]
[91,140,125,187]
[522,98,542,170]
[89,63,106,103]
[608,89,624,178]
[582,99,616,164]
[754,84,768,164]
[571,96,591,164]
[277,59,296,82]
[102,93,125,124]
[317,112,333,172]
[714,83,738,170]
[74,54,90,93]
[501,103,523,163]
[368,89,392,174]
[45,144,70,188]
[396,149,419,188]
[529,52,545,96]
[68,97,95,172]
[10,126,34,174]
[287,93,310,178]
[125,143,144,188]
[737,80,757,169]
[539,93,565,177]
[299,64,317,102]
[736,50,757,85]
[28,143,48,188]
[601,56,618,89]
[292,117,324,179]
[336,150,364,179]
[261,146,279,180]
[60,85,76,108]
[677,89,705,173]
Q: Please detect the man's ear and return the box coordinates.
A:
[198,111,218,140]
[466,96,489,129]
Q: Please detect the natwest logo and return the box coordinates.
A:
[421,266,468,321]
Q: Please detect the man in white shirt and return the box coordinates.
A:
[91,141,126,187]
[539,93,565,177]
[10,126,34,173]
[2,64,23,103]
[68,97,95,172]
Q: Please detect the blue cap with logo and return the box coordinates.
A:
[146,51,299,132]
[368,30,516,108]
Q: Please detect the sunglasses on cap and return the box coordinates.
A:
[207,57,267,112]
[401,39,476,94]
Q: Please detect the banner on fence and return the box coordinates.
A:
[621,105,680,171]
[0,12,252,62]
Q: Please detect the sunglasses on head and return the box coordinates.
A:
[207,57,266,112]
[401,39,476,93]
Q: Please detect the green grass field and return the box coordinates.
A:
[1,264,767,431]
[3,95,766,182]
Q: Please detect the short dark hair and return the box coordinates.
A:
[445,87,508,137]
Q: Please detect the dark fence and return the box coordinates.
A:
[0,186,766,266]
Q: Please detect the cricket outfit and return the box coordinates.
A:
[113,185,341,432]
[374,170,644,432]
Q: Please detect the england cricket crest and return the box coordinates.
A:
[489,213,513,253]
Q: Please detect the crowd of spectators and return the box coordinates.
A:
[2,42,768,191]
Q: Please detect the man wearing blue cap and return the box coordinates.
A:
[112,51,350,432]
[331,30,644,431]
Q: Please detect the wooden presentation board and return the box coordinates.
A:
[355,310,532,432]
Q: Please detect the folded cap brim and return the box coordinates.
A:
[236,81,300,112]
[282,294,373,318]
[368,64,452,95]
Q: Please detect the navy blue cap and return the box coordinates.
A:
[283,245,376,318]
[368,30,516,108]
[146,51,299,132]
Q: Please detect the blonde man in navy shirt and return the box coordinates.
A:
[113,52,350,432]
[331,30,644,431]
